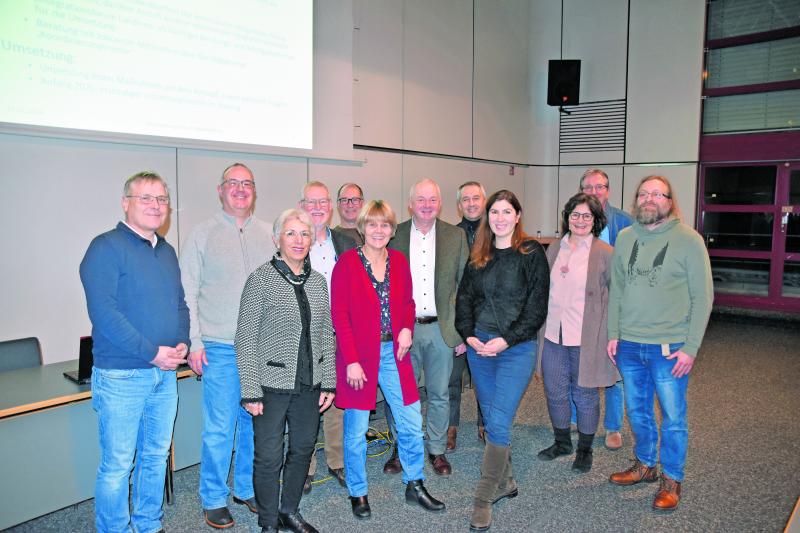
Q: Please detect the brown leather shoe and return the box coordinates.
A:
[428,453,452,476]
[383,446,402,475]
[605,431,623,450]
[609,459,658,486]
[653,474,681,511]
[446,427,458,452]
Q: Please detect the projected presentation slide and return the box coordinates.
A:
[0,0,313,149]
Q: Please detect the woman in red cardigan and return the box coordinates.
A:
[331,200,446,520]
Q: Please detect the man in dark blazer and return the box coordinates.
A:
[299,180,357,492]
[383,178,469,477]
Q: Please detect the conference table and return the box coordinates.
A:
[0,361,202,530]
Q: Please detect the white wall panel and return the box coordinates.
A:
[0,134,176,363]
[524,166,559,237]
[352,0,403,148]
[467,161,525,204]
[562,0,628,103]
[473,0,530,163]
[309,149,403,226]
[622,165,699,228]
[528,0,563,166]
[403,0,473,157]
[626,0,705,163]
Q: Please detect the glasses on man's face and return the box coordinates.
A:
[126,194,170,206]
[637,190,670,201]
[581,184,608,193]
[223,179,255,190]
[569,212,594,221]
[338,196,363,206]
[302,198,331,208]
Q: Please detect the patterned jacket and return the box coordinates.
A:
[235,259,336,402]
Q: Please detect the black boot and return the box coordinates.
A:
[572,432,594,473]
[537,427,573,461]
[405,480,445,512]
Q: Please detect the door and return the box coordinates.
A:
[699,162,800,312]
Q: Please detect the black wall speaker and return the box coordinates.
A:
[547,59,581,106]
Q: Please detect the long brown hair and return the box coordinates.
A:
[470,190,532,269]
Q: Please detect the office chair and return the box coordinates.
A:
[0,337,42,372]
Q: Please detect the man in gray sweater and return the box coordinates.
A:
[180,163,275,529]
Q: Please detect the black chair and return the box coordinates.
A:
[0,337,42,372]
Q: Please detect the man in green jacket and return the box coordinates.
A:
[607,175,713,512]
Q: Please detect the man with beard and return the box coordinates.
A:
[607,175,713,512]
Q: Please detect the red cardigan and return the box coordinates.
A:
[331,248,418,410]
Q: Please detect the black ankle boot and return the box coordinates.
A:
[572,432,594,473]
[537,427,573,461]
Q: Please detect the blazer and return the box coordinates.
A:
[330,227,357,257]
[235,260,336,402]
[389,218,469,347]
[536,237,620,388]
[331,248,417,410]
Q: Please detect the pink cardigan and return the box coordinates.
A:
[331,248,418,410]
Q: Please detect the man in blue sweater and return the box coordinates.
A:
[579,168,632,451]
[80,171,190,533]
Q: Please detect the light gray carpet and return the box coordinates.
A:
[10,315,800,532]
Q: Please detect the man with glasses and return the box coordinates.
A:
[80,171,189,533]
[607,175,713,512]
[299,180,357,493]
[448,181,487,451]
[578,168,632,451]
[335,182,365,245]
[180,163,275,529]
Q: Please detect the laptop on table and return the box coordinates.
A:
[63,336,92,385]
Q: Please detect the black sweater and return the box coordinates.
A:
[455,241,549,347]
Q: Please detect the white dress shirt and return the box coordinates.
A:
[409,220,437,318]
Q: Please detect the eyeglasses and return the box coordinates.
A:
[283,229,312,239]
[338,196,364,206]
[637,190,671,200]
[126,194,170,205]
[581,184,608,192]
[301,198,331,208]
[223,179,255,189]
[569,212,594,221]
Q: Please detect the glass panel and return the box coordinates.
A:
[702,89,800,133]
[790,170,800,205]
[787,213,800,253]
[708,0,800,40]
[703,212,773,250]
[711,257,770,296]
[705,37,800,88]
[704,166,776,205]
[783,261,800,298]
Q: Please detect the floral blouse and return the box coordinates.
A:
[357,246,392,335]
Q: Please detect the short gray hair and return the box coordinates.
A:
[220,163,254,184]
[456,181,486,203]
[408,178,441,202]
[579,168,609,191]
[272,208,316,245]
[123,171,169,197]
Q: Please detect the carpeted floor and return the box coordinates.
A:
[9,315,800,532]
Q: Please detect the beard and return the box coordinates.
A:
[635,203,669,225]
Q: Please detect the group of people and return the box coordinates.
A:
[79,165,713,533]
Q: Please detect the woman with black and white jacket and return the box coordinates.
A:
[235,208,336,533]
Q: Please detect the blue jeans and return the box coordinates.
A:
[345,342,424,497]
[467,330,536,447]
[199,341,254,508]
[92,367,178,533]
[604,381,625,432]
[616,340,689,481]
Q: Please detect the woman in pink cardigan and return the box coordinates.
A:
[331,200,445,521]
